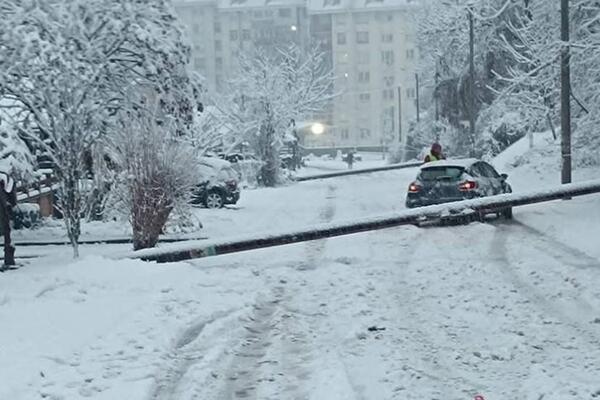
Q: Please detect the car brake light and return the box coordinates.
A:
[408,183,421,193]
[459,180,478,191]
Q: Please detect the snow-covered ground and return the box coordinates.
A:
[2,136,600,400]
[296,151,388,177]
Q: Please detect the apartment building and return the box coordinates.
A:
[174,0,418,150]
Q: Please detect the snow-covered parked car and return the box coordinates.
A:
[405,158,513,218]
[191,157,241,209]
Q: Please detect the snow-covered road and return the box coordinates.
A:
[2,162,600,400]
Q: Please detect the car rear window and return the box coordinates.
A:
[419,167,464,181]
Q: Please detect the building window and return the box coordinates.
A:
[360,128,371,138]
[242,29,251,40]
[215,40,222,51]
[278,8,291,17]
[406,88,416,99]
[214,22,221,33]
[356,31,369,44]
[383,89,394,100]
[194,57,205,69]
[216,57,223,68]
[381,33,393,43]
[383,76,394,87]
[230,30,238,41]
[264,9,274,17]
[357,51,369,65]
[359,93,371,102]
[337,32,346,45]
[354,13,369,24]
[381,50,394,65]
[324,0,342,6]
[406,49,415,59]
[341,128,349,139]
[358,71,370,83]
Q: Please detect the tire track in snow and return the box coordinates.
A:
[150,307,246,400]
[490,223,600,398]
[214,182,339,400]
[382,226,486,400]
[491,223,600,343]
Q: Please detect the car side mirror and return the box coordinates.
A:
[500,173,508,180]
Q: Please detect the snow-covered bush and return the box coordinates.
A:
[107,106,198,251]
[12,203,41,230]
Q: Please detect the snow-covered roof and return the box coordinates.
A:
[307,0,416,14]
[175,0,305,9]
[174,0,416,11]
[420,158,479,170]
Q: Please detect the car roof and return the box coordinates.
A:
[199,156,233,169]
[420,158,480,170]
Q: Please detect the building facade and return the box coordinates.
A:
[174,0,418,151]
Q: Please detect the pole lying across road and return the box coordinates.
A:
[295,161,423,182]
[129,179,600,263]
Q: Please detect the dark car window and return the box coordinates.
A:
[419,167,464,181]
[466,164,481,177]
[480,162,500,178]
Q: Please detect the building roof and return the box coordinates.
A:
[307,0,415,14]
[174,0,416,11]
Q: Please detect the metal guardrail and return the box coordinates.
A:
[295,161,423,182]
[129,179,600,263]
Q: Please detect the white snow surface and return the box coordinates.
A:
[2,136,600,400]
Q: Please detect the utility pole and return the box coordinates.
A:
[434,61,440,122]
[415,73,420,123]
[468,7,476,154]
[560,0,572,184]
[398,86,402,143]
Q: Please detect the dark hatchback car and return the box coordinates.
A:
[191,157,241,208]
[405,158,513,218]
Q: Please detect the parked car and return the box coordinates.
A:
[405,158,513,218]
[192,157,241,208]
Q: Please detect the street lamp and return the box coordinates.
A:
[311,122,325,135]
[290,25,298,32]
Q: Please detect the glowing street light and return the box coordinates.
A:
[311,122,325,135]
[290,25,298,32]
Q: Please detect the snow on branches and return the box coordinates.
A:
[0,0,202,255]
[220,44,335,186]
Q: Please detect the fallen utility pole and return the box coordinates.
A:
[130,179,600,263]
[295,161,423,182]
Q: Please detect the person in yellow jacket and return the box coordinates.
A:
[424,142,445,163]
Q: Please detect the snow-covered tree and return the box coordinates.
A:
[222,44,335,186]
[0,106,34,181]
[0,0,200,256]
[415,0,537,156]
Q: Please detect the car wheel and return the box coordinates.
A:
[501,207,513,220]
[205,191,224,209]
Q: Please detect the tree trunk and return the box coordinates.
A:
[0,190,15,266]
[131,182,173,251]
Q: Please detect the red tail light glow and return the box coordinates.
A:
[408,183,422,193]
[459,180,478,191]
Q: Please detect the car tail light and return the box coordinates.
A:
[408,182,422,193]
[459,180,478,191]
